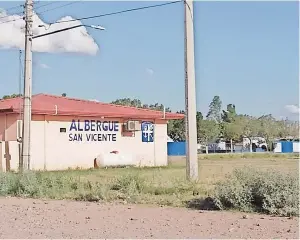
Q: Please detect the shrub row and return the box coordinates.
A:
[0,167,298,216]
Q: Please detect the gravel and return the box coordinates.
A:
[0,197,298,239]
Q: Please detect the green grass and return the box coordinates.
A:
[199,152,298,160]
[0,154,298,216]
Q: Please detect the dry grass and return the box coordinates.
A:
[0,153,298,215]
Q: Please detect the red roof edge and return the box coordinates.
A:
[30,109,185,120]
[39,93,185,119]
[0,107,14,113]
[0,94,185,120]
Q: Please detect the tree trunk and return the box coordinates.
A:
[230,139,233,153]
[266,138,269,152]
[205,138,209,154]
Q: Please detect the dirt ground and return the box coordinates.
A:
[0,197,298,239]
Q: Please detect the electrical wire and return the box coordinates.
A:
[51,1,181,25]
[1,4,23,12]
[0,2,25,24]
[37,1,83,14]
[0,4,24,21]
[0,1,83,25]
[33,2,59,11]
[0,1,181,26]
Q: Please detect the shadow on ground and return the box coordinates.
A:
[185,197,219,211]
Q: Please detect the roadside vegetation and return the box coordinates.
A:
[0,154,298,217]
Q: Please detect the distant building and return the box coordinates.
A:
[167,136,174,142]
[0,94,183,171]
[243,137,267,150]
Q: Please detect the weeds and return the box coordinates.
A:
[212,167,299,216]
[0,157,298,216]
[198,152,298,160]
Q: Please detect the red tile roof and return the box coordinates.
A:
[0,94,184,120]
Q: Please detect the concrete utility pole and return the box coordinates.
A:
[184,0,198,181]
[21,0,33,171]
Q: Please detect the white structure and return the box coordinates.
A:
[243,137,267,149]
[167,136,174,142]
[0,94,183,172]
[208,141,226,151]
[273,141,300,153]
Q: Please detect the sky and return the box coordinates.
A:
[0,0,299,120]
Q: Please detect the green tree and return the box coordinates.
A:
[236,115,260,152]
[168,111,203,142]
[196,111,203,121]
[278,119,299,139]
[288,121,299,139]
[62,93,67,97]
[257,114,279,151]
[223,122,242,152]
[111,98,143,108]
[198,119,220,153]
[168,113,185,141]
[222,104,236,123]
[206,95,222,122]
[148,103,171,112]
[2,94,22,100]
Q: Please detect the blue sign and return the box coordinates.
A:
[68,119,119,142]
[141,121,154,142]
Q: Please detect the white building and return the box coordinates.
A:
[0,94,183,172]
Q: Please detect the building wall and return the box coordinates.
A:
[167,142,186,156]
[0,141,20,172]
[0,114,19,141]
[0,114,20,172]
[29,115,168,171]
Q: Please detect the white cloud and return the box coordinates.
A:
[0,10,99,55]
[146,68,154,76]
[285,104,300,114]
[39,63,50,69]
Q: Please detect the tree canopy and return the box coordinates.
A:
[1,94,22,100]
[111,95,299,145]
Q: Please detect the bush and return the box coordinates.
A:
[0,172,106,200]
[212,167,299,216]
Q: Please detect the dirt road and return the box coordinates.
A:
[0,197,298,239]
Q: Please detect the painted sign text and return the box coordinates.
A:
[68,120,119,142]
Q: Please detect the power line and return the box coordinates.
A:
[0,1,83,25]
[0,4,24,21]
[0,1,181,26]
[1,4,23,12]
[33,2,59,11]
[37,1,83,14]
[50,1,181,25]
